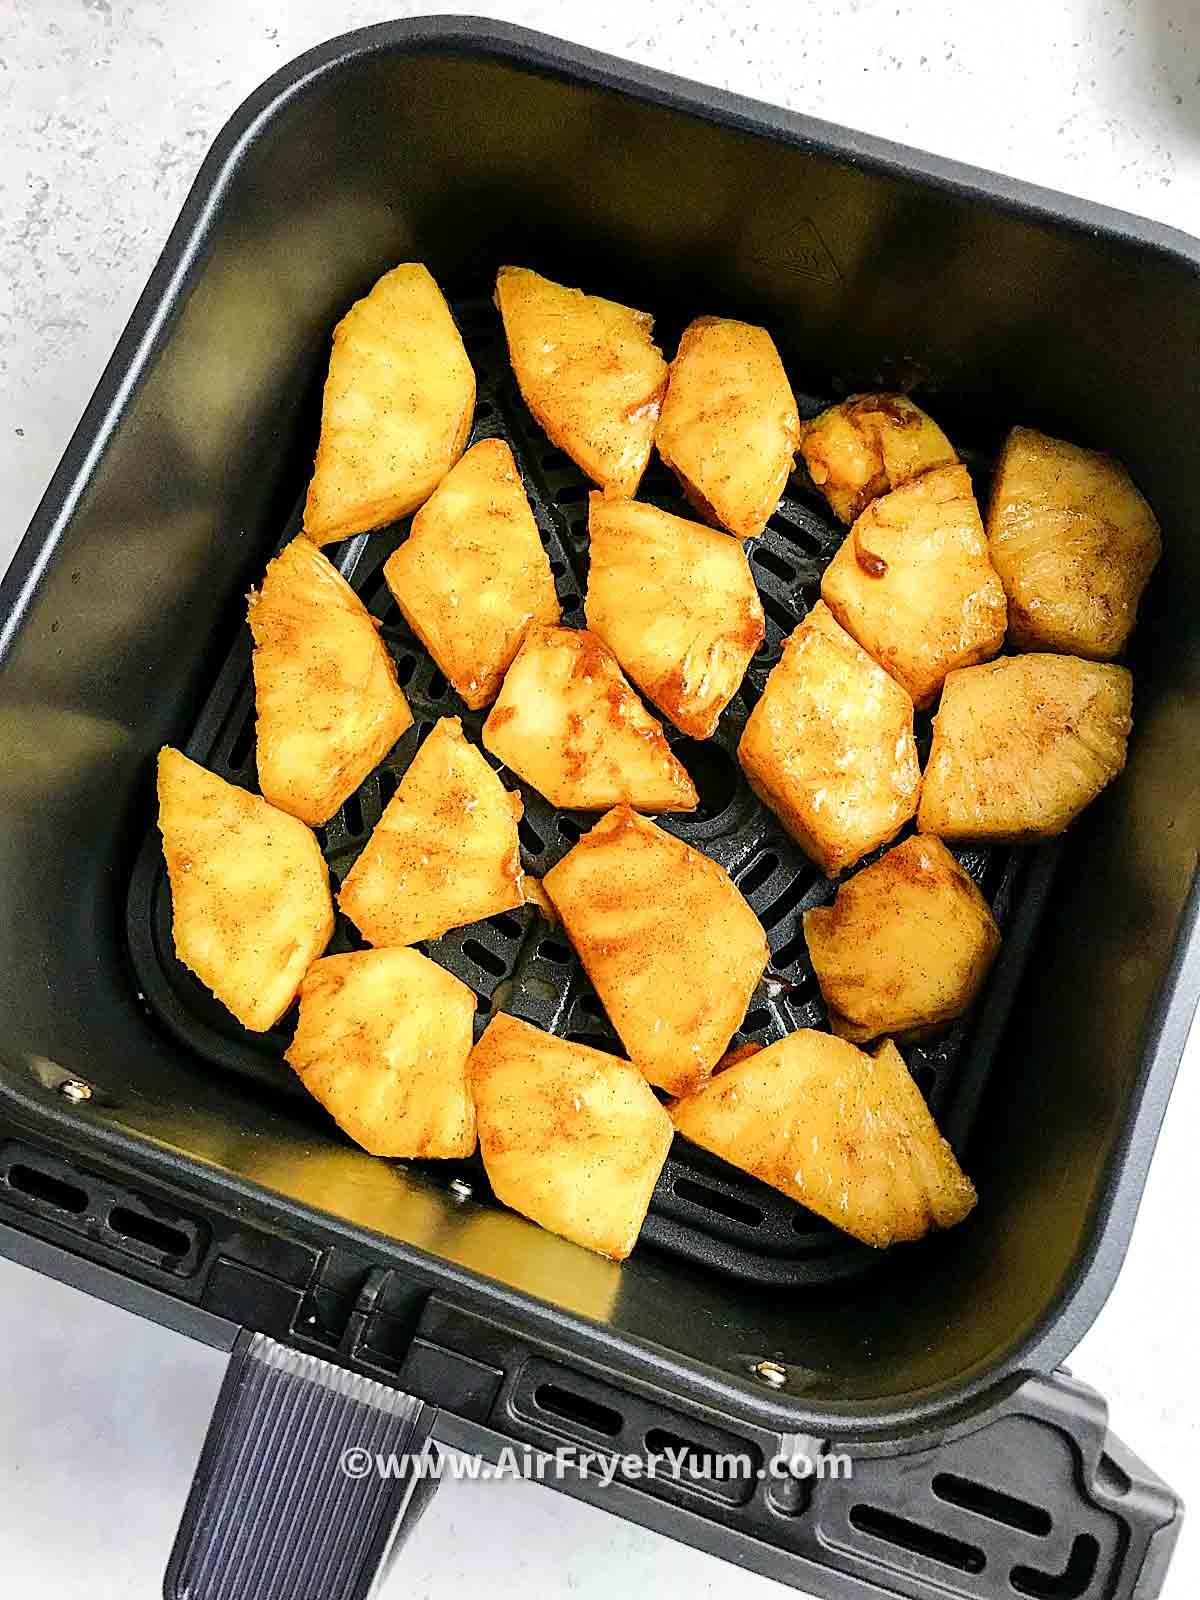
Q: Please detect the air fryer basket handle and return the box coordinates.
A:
[164,1331,439,1600]
[163,1326,1181,1600]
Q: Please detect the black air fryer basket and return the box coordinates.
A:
[1,19,1198,1600]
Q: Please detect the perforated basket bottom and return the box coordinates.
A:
[126,295,1059,1287]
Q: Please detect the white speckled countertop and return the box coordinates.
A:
[2,3,1199,1596]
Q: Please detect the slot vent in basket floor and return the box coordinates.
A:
[125,292,1059,1288]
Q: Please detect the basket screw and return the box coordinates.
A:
[59,1079,93,1104]
[448,1178,473,1202]
[752,1360,788,1389]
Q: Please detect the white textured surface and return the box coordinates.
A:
[1,1,1199,1595]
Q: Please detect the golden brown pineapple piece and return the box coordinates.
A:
[495,266,667,497]
[339,717,523,945]
[670,1029,976,1247]
[987,426,1162,659]
[738,601,920,876]
[482,627,697,812]
[249,536,413,826]
[821,464,1007,708]
[287,949,476,1158]
[585,495,765,739]
[542,807,768,1095]
[656,316,800,540]
[798,394,958,524]
[302,264,475,544]
[469,1014,673,1259]
[383,439,560,709]
[918,654,1133,842]
[803,836,1000,1042]
[157,748,333,1032]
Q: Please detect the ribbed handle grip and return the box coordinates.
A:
[165,1331,437,1600]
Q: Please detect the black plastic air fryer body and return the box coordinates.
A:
[1,18,1197,1600]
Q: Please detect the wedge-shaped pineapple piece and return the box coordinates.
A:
[249,536,413,825]
[469,1014,672,1259]
[655,316,800,540]
[495,266,666,497]
[738,601,920,876]
[157,747,333,1032]
[987,426,1162,660]
[482,627,697,812]
[804,836,1000,1042]
[918,654,1133,842]
[821,464,1007,708]
[585,496,765,739]
[798,394,958,524]
[671,1030,976,1247]
[339,717,523,945]
[302,263,475,544]
[542,807,768,1094]
[383,439,560,710]
[286,949,476,1158]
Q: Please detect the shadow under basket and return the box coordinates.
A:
[1,19,1198,1600]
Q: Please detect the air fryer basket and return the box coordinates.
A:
[126,290,1058,1290]
[2,18,1198,1600]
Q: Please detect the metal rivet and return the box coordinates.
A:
[59,1079,93,1104]
[448,1178,473,1201]
[752,1360,788,1389]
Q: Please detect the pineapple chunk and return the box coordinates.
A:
[822,465,1006,707]
[157,747,333,1032]
[482,626,697,812]
[383,439,560,710]
[798,393,958,525]
[987,426,1162,659]
[656,316,800,540]
[339,717,523,945]
[521,876,558,924]
[918,654,1133,842]
[738,601,920,876]
[495,266,666,497]
[585,495,765,738]
[302,264,475,544]
[715,1041,765,1072]
[249,536,413,825]
[804,836,1000,1042]
[542,807,768,1094]
[469,1014,673,1259]
[286,949,476,1158]
[670,1029,976,1247]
